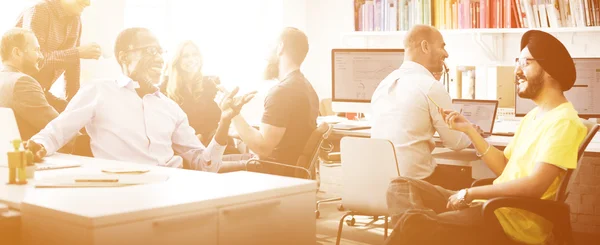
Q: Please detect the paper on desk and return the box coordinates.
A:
[34,172,169,188]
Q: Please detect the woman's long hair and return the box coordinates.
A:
[163,40,204,104]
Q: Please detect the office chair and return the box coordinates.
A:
[471,119,599,245]
[246,123,333,217]
[335,137,401,245]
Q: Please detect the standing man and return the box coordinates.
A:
[231,27,319,177]
[16,0,101,112]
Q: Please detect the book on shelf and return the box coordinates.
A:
[353,0,600,31]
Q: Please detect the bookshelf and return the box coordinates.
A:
[346,26,600,35]
[354,1,600,31]
[343,26,600,63]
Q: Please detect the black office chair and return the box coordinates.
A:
[472,120,599,245]
[246,123,334,217]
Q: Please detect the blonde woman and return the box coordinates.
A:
[160,41,224,148]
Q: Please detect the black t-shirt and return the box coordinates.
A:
[261,70,319,166]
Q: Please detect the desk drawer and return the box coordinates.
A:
[218,191,315,245]
[23,208,218,245]
[94,208,218,245]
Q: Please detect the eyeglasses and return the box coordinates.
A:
[515,57,543,68]
[126,46,165,56]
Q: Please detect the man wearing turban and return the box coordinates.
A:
[383,30,588,245]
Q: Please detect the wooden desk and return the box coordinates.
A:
[0,154,316,245]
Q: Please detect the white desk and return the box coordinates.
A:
[330,121,600,156]
[0,154,317,245]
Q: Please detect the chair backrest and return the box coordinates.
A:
[340,137,400,215]
[0,107,21,166]
[555,119,599,202]
[294,122,333,178]
[319,98,335,116]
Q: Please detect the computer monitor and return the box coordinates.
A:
[516,58,600,118]
[331,48,405,113]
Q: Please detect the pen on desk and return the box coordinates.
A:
[74,179,118,183]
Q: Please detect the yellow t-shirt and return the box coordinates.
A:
[493,102,587,244]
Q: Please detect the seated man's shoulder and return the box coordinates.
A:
[540,108,587,136]
[13,73,38,85]
[81,79,117,90]
[160,93,186,110]
[266,83,292,98]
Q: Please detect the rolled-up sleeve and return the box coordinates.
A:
[171,114,226,172]
[21,5,80,69]
[428,84,471,151]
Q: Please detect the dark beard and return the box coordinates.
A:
[263,61,279,81]
[517,73,544,99]
[130,56,160,97]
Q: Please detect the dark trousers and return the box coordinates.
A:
[423,164,475,191]
[384,177,504,245]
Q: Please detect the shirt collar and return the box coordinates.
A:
[117,75,161,97]
[281,69,302,83]
[400,61,436,80]
[48,0,72,19]
[1,64,22,73]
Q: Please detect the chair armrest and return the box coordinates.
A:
[471,178,496,187]
[246,159,312,179]
[482,197,571,236]
[326,152,341,162]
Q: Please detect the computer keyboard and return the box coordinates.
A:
[331,120,371,130]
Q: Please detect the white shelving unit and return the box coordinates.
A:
[342,27,600,64]
[340,27,600,103]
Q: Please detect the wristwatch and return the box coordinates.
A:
[457,188,470,206]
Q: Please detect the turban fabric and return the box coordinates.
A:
[520,30,576,91]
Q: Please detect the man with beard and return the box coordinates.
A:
[16,0,102,112]
[25,27,255,172]
[231,27,319,176]
[0,28,57,141]
[371,25,472,190]
[383,30,587,245]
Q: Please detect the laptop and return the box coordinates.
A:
[0,107,81,170]
[451,99,499,138]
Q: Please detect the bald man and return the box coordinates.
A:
[371,25,471,190]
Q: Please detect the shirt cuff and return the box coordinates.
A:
[31,137,56,156]
[203,138,227,171]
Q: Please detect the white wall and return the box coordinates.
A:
[79,0,125,83]
[286,1,600,102]
[283,0,354,100]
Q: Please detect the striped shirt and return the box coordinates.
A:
[16,0,82,111]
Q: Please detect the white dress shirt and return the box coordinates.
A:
[371,61,471,179]
[31,75,226,172]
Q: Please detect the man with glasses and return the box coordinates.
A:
[370,25,472,190]
[383,30,587,245]
[25,27,255,172]
[0,28,58,141]
[16,0,102,112]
